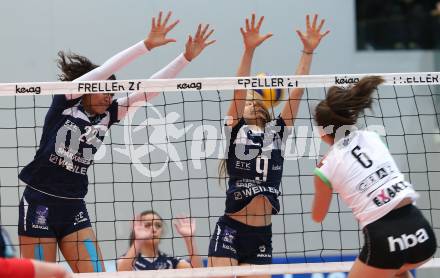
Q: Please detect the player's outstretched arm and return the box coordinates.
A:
[281,14,329,126]
[226,14,273,127]
[116,24,216,120]
[174,216,203,268]
[312,175,333,223]
[66,11,179,100]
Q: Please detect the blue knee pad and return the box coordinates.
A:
[34,244,44,261]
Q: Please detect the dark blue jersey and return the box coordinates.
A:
[133,252,184,270]
[19,95,119,199]
[224,117,286,214]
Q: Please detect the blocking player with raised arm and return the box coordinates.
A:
[117,211,202,271]
[17,11,215,273]
[312,76,437,278]
[207,14,328,277]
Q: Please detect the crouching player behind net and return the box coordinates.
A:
[17,11,215,273]
[312,76,437,278]
[208,14,329,277]
[118,211,202,271]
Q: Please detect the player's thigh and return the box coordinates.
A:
[348,258,396,278]
[59,227,105,273]
[208,256,238,278]
[238,263,270,278]
[19,236,57,262]
[394,258,432,277]
[208,256,238,267]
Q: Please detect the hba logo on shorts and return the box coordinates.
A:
[16,85,41,94]
[334,76,360,85]
[176,82,202,90]
[388,228,429,252]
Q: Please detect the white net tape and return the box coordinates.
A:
[2,72,440,96]
[1,72,438,277]
[73,259,440,278]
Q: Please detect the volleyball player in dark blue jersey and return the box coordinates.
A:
[118,211,202,271]
[17,12,215,273]
[207,14,329,276]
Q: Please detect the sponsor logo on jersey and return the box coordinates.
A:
[388,228,429,252]
[272,165,282,171]
[49,154,88,175]
[235,161,251,171]
[236,185,281,199]
[236,179,259,188]
[372,181,410,207]
[234,192,243,200]
[358,162,396,193]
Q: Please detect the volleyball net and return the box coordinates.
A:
[0,72,439,277]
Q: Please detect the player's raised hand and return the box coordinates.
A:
[296,14,330,53]
[240,14,273,51]
[184,24,216,61]
[173,215,196,238]
[144,11,180,50]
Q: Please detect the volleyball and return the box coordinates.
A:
[252,73,285,109]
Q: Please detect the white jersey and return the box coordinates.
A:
[314,130,418,228]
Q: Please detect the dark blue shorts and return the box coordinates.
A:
[18,187,91,239]
[208,215,272,265]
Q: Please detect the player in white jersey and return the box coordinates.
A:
[312,76,437,278]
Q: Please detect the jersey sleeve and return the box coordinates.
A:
[314,155,334,189]
[44,95,81,127]
[222,117,245,160]
[67,41,150,100]
[106,99,120,127]
[275,116,287,139]
[116,53,190,121]
[0,258,34,278]
[226,117,245,143]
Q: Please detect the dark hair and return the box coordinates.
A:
[314,76,384,138]
[129,210,163,247]
[57,51,116,81]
